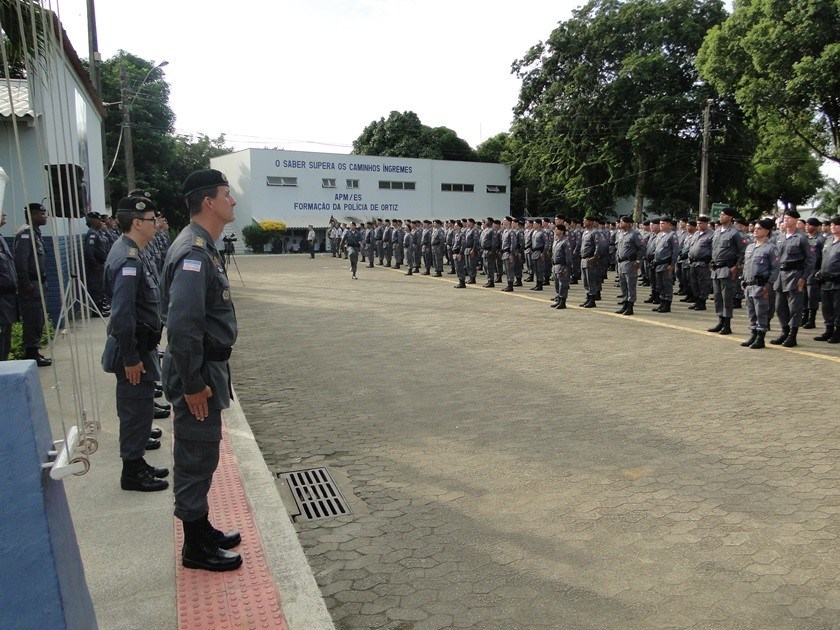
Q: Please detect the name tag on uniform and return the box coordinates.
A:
[20,233,30,239]
[183,259,202,272]
[122,267,137,276]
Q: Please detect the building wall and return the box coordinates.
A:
[211,149,511,238]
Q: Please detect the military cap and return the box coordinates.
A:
[660,217,674,224]
[182,169,229,197]
[27,202,47,214]
[619,215,632,223]
[823,220,832,226]
[583,214,597,221]
[697,215,710,223]
[688,220,697,227]
[517,218,526,225]
[806,217,822,227]
[786,209,801,219]
[831,216,840,226]
[128,188,153,200]
[434,219,443,225]
[505,216,514,222]
[734,216,749,226]
[757,218,775,231]
[650,218,660,224]
[720,206,736,218]
[642,220,651,226]
[116,196,157,212]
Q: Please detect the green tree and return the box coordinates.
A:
[0,0,48,78]
[813,177,840,217]
[696,0,840,165]
[511,0,732,219]
[353,111,477,161]
[476,133,509,163]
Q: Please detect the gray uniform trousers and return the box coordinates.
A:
[173,406,222,522]
[394,243,403,266]
[504,257,516,283]
[349,247,359,274]
[618,262,638,303]
[553,265,570,299]
[514,255,523,281]
[807,282,821,310]
[583,263,601,297]
[466,251,478,279]
[533,256,546,284]
[776,282,807,328]
[423,248,432,272]
[822,288,840,326]
[656,265,674,300]
[433,246,444,273]
[746,286,771,332]
[20,290,45,350]
[455,254,466,282]
[689,263,711,301]
[483,251,496,281]
[116,377,156,460]
[712,274,738,318]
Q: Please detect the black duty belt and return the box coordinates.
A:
[711,261,736,269]
[744,276,768,286]
[502,249,511,253]
[780,261,805,271]
[654,260,671,266]
[617,257,637,263]
[0,285,16,295]
[690,257,711,263]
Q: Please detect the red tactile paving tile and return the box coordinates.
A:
[176,423,289,629]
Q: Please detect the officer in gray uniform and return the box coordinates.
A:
[463,218,478,283]
[421,220,432,274]
[707,207,747,335]
[160,169,242,572]
[803,217,825,329]
[530,218,546,291]
[514,218,526,286]
[770,209,816,347]
[500,217,518,292]
[341,222,362,279]
[383,219,393,267]
[493,220,504,282]
[480,218,496,288]
[814,216,840,343]
[570,219,582,283]
[740,218,780,349]
[101,196,169,492]
[643,220,661,304]
[392,219,404,269]
[374,219,384,265]
[652,217,680,313]
[13,203,51,366]
[452,221,466,288]
[403,223,415,276]
[550,224,572,309]
[364,222,375,268]
[615,215,644,316]
[579,215,606,308]
[0,209,19,361]
[84,212,109,313]
[431,219,445,276]
[688,216,713,310]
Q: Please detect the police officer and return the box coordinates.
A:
[374,218,384,265]
[392,219,404,270]
[643,219,661,304]
[530,218,546,291]
[364,222,375,267]
[480,218,496,288]
[342,222,362,279]
[452,221,466,288]
[431,219,445,277]
[770,210,815,347]
[740,218,780,349]
[500,217,518,292]
[615,215,645,316]
[707,207,747,335]
[0,209,19,361]
[651,217,680,313]
[803,217,825,329]
[814,216,840,343]
[688,215,713,310]
[383,219,393,267]
[84,211,109,314]
[421,220,432,275]
[13,203,51,366]
[463,218,478,283]
[102,196,169,492]
[161,169,242,572]
[550,224,572,309]
[579,215,606,308]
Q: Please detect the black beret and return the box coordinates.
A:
[434,219,443,225]
[642,220,650,226]
[786,209,801,219]
[183,169,229,197]
[734,216,749,226]
[697,215,710,222]
[831,216,840,226]
[555,223,567,232]
[823,220,832,225]
[128,188,153,200]
[505,216,514,222]
[27,202,47,213]
[619,216,632,223]
[116,196,157,213]
[584,214,598,221]
[758,218,775,231]
[650,218,661,224]
[86,211,102,220]
[688,220,697,227]
[806,217,821,226]
[493,220,501,225]
[660,217,674,224]
[517,218,526,225]
[720,206,736,217]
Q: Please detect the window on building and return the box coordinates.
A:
[267,176,297,187]
[441,183,474,192]
[322,178,336,188]
[346,179,359,189]
[379,181,416,190]
[486,185,507,194]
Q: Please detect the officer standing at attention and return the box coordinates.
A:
[392,219,404,270]
[161,169,242,572]
[342,222,362,279]
[550,223,572,309]
[813,216,840,343]
[530,218,546,291]
[615,215,644,316]
[431,219,445,277]
[0,209,19,361]
[307,225,316,259]
[480,218,496,288]
[707,207,747,336]
[651,217,680,313]
[579,215,606,308]
[740,218,780,349]
[770,209,815,347]
[403,222,415,276]
[499,217,518,292]
[452,221,466,288]
[84,211,109,314]
[688,215,713,311]
[803,217,825,329]
[101,196,169,491]
[14,202,51,366]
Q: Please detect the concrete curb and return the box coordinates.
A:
[224,390,334,630]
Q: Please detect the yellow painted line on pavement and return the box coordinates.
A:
[351,259,840,365]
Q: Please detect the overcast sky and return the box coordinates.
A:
[59,0,585,153]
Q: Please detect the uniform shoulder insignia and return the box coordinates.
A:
[194,236,206,248]
[126,247,139,259]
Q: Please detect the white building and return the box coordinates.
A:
[210,149,511,238]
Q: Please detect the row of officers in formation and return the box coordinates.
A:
[0,201,171,364]
[330,209,840,350]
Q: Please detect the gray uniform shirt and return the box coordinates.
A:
[821,237,840,290]
[552,237,572,269]
[711,226,747,279]
[743,240,779,288]
[654,231,680,267]
[615,229,644,272]
[689,229,713,263]
[774,231,815,292]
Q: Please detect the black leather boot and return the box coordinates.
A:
[501,282,513,292]
[719,317,733,335]
[693,300,707,311]
[615,301,628,314]
[770,326,790,345]
[749,330,766,349]
[814,325,834,341]
[623,302,634,316]
[555,298,567,310]
[782,327,799,347]
[204,518,242,550]
[707,317,725,333]
[454,279,466,288]
[121,459,169,492]
[740,330,757,347]
[182,515,242,572]
[802,309,817,329]
[828,327,840,344]
[656,300,671,313]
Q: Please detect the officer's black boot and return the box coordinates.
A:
[749,330,766,349]
[141,457,169,479]
[530,281,543,291]
[615,301,628,314]
[814,325,834,341]
[182,514,242,572]
[770,326,790,345]
[514,278,523,287]
[802,309,817,329]
[405,269,413,276]
[733,298,742,309]
[394,264,401,269]
[707,317,725,333]
[525,274,534,283]
[644,294,656,304]
[719,317,733,335]
[204,517,242,550]
[121,458,168,492]
[741,330,758,347]
[556,297,567,310]
[693,300,707,311]
[582,295,597,308]
[623,302,634,316]
[655,300,671,313]
[828,327,840,344]
[782,327,799,347]
[455,279,466,288]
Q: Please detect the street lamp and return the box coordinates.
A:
[111,59,168,193]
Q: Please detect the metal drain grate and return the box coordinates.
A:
[277,467,351,522]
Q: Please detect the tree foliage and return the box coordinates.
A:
[0,0,48,78]
[696,0,840,165]
[510,0,731,219]
[353,111,477,161]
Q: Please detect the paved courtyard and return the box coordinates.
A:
[229,253,840,629]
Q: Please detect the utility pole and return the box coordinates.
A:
[699,99,713,216]
[120,66,136,193]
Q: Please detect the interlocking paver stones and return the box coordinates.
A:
[230,255,840,628]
